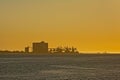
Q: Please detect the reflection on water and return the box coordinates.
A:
[51,65,96,70]
[0,55,120,80]
[40,69,66,74]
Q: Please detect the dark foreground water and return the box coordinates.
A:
[0,54,120,80]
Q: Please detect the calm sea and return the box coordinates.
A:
[0,54,120,80]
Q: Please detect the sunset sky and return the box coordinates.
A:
[0,0,120,53]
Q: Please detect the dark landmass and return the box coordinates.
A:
[0,52,119,58]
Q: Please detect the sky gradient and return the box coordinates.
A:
[0,0,120,53]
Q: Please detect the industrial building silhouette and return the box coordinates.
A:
[30,41,78,54]
[0,41,79,54]
[32,41,48,53]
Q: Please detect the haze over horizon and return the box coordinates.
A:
[0,0,120,53]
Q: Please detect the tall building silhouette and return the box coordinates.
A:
[32,41,48,53]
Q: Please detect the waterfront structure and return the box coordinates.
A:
[0,41,79,54]
[25,47,29,53]
[32,41,48,53]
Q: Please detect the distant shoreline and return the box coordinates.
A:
[0,53,120,58]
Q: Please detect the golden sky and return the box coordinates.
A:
[0,0,120,53]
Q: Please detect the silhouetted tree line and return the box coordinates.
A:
[49,46,79,54]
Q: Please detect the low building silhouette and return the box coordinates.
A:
[32,41,48,53]
[25,47,29,53]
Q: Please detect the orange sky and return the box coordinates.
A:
[0,0,120,53]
